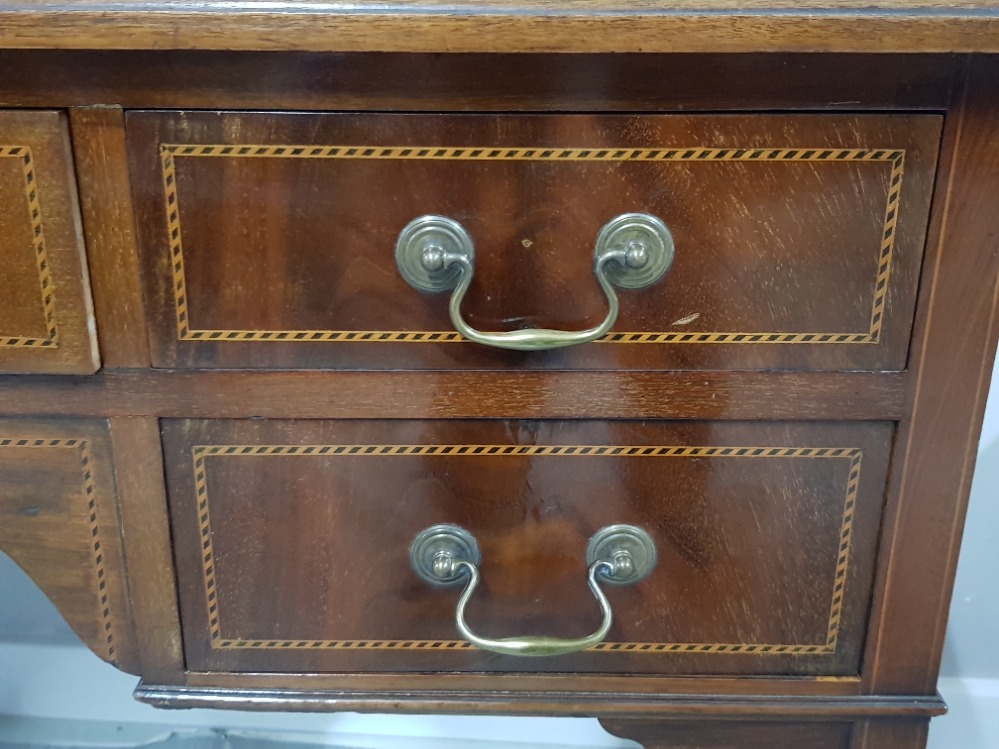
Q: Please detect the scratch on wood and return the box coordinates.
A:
[672,313,701,326]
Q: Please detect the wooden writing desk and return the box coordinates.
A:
[0,7,997,747]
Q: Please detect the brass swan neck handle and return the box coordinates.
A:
[410,524,657,657]
[396,214,674,351]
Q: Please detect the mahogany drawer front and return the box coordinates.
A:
[128,112,941,372]
[0,111,99,374]
[165,418,892,676]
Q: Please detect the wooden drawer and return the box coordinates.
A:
[166,418,892,677]
[0,111,99,374]
[128,112,940,372]
[0,418,133,668]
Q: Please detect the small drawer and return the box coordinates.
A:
[0,418,131,666]
[0,111,99,373]
[128,112,940,372]
[165,419,892,676]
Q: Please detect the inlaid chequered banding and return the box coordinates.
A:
[161,144,904,346]
[193,443,862,656]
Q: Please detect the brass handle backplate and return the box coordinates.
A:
[409,524,657,657]
[395,214,675,351]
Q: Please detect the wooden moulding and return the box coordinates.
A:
[126,112,939,373]
[0,4,998,55]
[133,684,946,719]
[0,110,99,374]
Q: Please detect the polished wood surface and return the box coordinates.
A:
[0,111,98,373]
[1,1,998,54]
[165,418,891,676]
[128,112,940,372]
[0,418,137,672]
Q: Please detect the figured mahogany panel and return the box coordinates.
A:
[0,418,137,672]
[0,111,99,373]
[128,112,940,371]
[165,419,892,676]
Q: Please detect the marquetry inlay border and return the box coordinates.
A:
[0,438,115,660]
[193,444,862,656]
[161,145,904,346]
[0,147,60,349]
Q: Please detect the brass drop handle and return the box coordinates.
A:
[409,524,657,657]
[395,214,675,351]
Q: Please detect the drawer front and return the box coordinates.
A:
[128,112,940,372]
[166,419,892,676]
[0,419,132,666]
[0,111,99,373]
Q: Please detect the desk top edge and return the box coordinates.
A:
[1,2,998,53]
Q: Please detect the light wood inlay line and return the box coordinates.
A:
[0,438,114,659]
[0,146,60,349]
[193,444,862,655]
[161,146,904,346]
